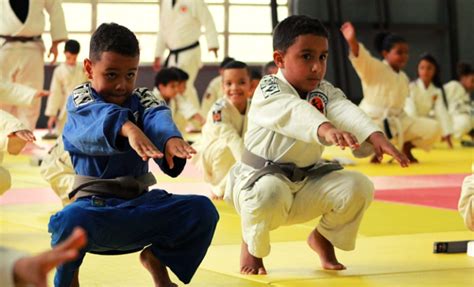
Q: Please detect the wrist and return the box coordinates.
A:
[317,122,335,138]
[367,131,384,144]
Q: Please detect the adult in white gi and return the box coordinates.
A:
[0,227,86,287]
[154,0,219,112]
[459,174,474,231]
[341,22,441,163]
[0,0,67,129]
[0,81,47,193]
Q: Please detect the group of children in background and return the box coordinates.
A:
[1,15,473,287]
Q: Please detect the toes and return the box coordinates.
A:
[258,267,267,275]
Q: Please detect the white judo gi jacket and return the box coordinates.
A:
[200,75,223,117]
[444,80,472,138]
[225,71,380,257]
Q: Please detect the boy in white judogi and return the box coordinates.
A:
[459,172,474,231]
[0,0,67,129]
[45,40,88,134]
[193,61,251,199]
[341,22,441,163]
[444,63,473,140]
[226,16,409,275]
[154,0,219,112]
[200,57,235,117]
[0,81,46,194]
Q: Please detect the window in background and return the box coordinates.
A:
[44,0,288,64]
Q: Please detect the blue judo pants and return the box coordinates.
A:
[48,189,219,287]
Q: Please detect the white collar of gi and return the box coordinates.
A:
[275,69,321,99]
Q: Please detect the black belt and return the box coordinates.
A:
[0,35,41,42]
[164,41,199,67]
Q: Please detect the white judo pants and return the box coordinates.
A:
[0,42,45,129]
[459,175,474,231]
[230,169,374,258]
[40,138,74,206]
[451,114,471,139]
[166,47,202,113]
[403,116,442,151]
[202,144,236,197]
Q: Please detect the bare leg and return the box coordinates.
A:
[240,241,267,275]
[70,270,79,287]
[402,141,418,163]
[307,228,346,270]
[140,247,177,287]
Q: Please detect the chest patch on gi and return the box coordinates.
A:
[260,76,281,99]
[308,91,328,115]
[212,110,222,123]
[134,88,165,110]
[179,5,188,13]
[72,83,94,107]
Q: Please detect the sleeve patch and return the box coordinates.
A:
[260,76,281,99]
[212,110,222,123]
[134,88,166,110]
[307,91,328,115]
[72,83,94,107]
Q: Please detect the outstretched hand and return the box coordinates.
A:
[165,137,196,169]
[317,122,360,150]
[121,121,164,161]
[13,227,87,287]
[368,132,409,167]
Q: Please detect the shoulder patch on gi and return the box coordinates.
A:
[72,82,94,107]
[260,75,281,99]
[307,91,328,115]
[211,100,225,123]
[134,88,166,110]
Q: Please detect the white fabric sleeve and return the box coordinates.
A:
[459,175,474,231]
[0,110,27,152]
[0,248,27,287]
[434,90,453,136]
[45,67,63,117]
[45,0,68,41]
[349,43,387,86]
[176,94,200,119]
[154,28,167,58]
[405,84,418,117]
[0,82,37,106]
[195,0,219,49]
[208,111,244,160]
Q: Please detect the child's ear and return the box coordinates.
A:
[381,50,389,59]
[273,50,284,69]
[84,58,93,80]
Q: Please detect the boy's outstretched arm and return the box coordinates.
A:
[340,22,359,57]
[367,132,410,167]
[120,121,164,161]
[13,227,87,287]
[164,138,196,169]
[317,122,360,150]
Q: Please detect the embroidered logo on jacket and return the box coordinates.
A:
[134,88,165,110]
[260,76,281,98]
[72,83,94,107]
[307,91,328,115]
[212,110,222,123]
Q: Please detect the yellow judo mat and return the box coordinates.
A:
[1,135,473,286]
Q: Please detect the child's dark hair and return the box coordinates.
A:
[154,68,180,87]
[273,15,329,52]
[374,31,407,54]
[220,57,235,69]
[64,39,80,54]
[457,62,473,80]
[250,68,262,80]
[170,67,189,81]
[263,61,277,75]
[89,23,139,62]
[223,60,250,75]
[417,53,448,107]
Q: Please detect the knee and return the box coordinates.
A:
[245,176,290,214]
[48,204,92,245]
[345,172,374,205]
[191,196,220,228]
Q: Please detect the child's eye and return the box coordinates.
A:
[320,54,328,61]
[303,54,313,60]
[106,73,117,80]
[126,72,136,79]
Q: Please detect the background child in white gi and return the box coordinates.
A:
[444,62,474,141]
[201,57,235,117]
[0,227,86,287]
[225,15,409,275]
[45,39,88,135]
[405,53,452,148]
[153,68,203,133]
[193,60,252,199]
[341,22,441,163]
[459,173,474,231]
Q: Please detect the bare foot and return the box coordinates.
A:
[240,241,267,275]
[402,142,418,163]
[307,229,346,270]
[140,247,177,287]
[210,191,223,200]
[369,154,381,164]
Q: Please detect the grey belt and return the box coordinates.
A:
[68,172,157,200]
[241,149,343,190]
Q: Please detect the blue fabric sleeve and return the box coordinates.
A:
[142,105,186,177]
[63,96,133,155]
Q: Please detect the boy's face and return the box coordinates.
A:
[274,34,328,94]
[382,42,409,71]
[460,74,474,92]
[222,68,251,106]
[65,51,78,66]
[159,81,179,100]
[177,81,187,94]
[84,51,139,106]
